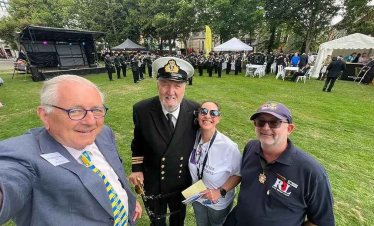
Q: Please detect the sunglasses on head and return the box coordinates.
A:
[198,108,220,117]
[254,119,288,128]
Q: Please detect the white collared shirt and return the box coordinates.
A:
[64,143,129,214]
[161,104,180,128]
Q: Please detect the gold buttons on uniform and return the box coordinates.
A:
[179,170,182,173]
[180,157,183,160]
[161,165,165,168]
[178,176,181,178]
[161,177,165,180]
[161,171,165,175]
[162,157,166,161]
[180,164,183,167]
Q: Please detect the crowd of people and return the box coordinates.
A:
[0,56,336,226]
[344,52,371,64]
[102,49,373,94]
[318,53,374,86]
[102,50,320,84]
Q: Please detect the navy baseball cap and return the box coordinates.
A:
[250,102,293,123]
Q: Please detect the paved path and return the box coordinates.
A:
[0,59,15,70]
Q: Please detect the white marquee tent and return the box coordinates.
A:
[213,38,253,52]
[312,33,374,78]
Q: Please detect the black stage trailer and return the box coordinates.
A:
[16,25,106,81]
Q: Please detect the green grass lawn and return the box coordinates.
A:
[1,69,374,226]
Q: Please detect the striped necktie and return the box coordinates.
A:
[80,151,128,226]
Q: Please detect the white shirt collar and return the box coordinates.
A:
[64,143,96,162]
[161,103,180,121]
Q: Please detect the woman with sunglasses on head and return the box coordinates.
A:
[188,101,242,226]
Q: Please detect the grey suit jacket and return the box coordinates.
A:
[0,126,136,226]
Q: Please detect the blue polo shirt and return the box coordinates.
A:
[291,56,300,66]
[233,139,335,226]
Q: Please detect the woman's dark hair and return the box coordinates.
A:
[352,53,361,63]
[200,100,221,111]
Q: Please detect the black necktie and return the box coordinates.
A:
[166,113,174,132]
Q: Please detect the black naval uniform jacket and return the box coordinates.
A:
[131,96,199,196]
[104,57,114,72]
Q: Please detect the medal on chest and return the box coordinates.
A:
[259,172,266,184]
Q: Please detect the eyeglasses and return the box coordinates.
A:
[46,104,108,121]
[254,119,288,128]
[199,108,220,118]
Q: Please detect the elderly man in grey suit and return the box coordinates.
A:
[0,75,141,226]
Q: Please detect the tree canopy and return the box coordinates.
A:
[0,0,369,53]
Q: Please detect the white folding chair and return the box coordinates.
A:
[270,63,276,73]
[296,75,306,83]
[259,65,266,78]
[254,66,265,78]
[296,68,311,83]
[245,64,253,77]
[275,65,285,80]
[307,68,313,79]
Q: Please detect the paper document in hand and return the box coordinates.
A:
[182,180,207,199]
[182,193,204,205]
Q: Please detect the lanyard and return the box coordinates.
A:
[196,130,217,180]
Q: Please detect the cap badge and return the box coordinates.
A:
[164,59,180,74]
[262,103,278,110]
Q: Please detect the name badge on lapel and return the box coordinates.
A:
[41,152,70,166]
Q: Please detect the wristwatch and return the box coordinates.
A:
[219,187,227,198]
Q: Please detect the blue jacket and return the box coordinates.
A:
[0,126,137,226]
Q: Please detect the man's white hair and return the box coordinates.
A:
[40,75,105,113]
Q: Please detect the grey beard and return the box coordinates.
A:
[159,98,180,112]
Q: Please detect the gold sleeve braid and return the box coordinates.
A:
[132,156,144,164]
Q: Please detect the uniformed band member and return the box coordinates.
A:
[129,57,200,226]
[239,52,245,73]
[216,54,224,78]
[198,54,205,76]
[235,54,242,75]
[226,54,232,75]
[114,52,122,79]
[207,53,215,77]
[120,52,127,77]
[104,53,115,81]
[147,53,153,78]
[138,52,145,80]
[224,102,335,226]
[130,54,140,83]
[255,52,265,65]
[248,52,256,65]
[266,52,275,74]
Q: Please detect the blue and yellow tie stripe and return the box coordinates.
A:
[80,151,128,226]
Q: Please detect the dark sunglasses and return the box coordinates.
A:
[199,108,220,117]
[254,119,288,128]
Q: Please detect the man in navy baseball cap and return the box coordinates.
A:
[224,101,335,226]
[250,101,293,123]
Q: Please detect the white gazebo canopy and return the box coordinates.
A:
[213,38,253,52]
[312,33,374,77]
